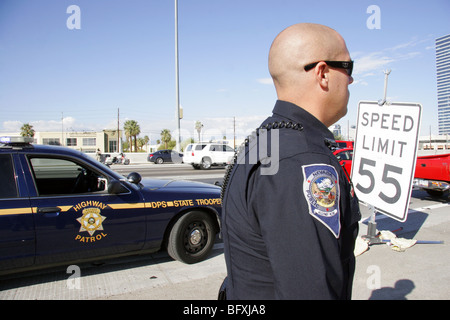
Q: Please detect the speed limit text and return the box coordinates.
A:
[360,111,414,157]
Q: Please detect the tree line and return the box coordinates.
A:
[18,121,176,152]
[123,120,175,152]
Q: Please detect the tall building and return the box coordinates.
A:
[436,34,450,134]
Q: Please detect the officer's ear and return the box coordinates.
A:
[314,61,329,90]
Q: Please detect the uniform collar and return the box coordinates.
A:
[272,100,334,139]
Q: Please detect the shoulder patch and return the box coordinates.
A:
[302,164,340,238]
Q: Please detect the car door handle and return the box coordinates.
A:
[37,207,61,217]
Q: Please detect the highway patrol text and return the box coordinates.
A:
[148,198,221,209]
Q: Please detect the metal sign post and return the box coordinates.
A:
[363,204,381,244]
[352,72,422,243]
[363,70,391,244]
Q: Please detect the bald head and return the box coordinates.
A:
[269,23,346,89]
[268,23,353,126]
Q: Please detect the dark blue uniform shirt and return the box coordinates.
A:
[222,100,361,299]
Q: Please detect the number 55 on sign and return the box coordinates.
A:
[352,101,422,222]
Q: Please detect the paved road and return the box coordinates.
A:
[112,163,226,185]
[0,164,448,300]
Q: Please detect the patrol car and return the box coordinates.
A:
[0,136,222,275]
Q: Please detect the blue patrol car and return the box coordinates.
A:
[0,136,222,275]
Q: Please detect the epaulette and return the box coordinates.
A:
[324,138,338,151]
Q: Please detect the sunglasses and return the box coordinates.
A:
[304,60,354,77]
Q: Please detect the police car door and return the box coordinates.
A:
[25,154,146,265]
[0,154,35,272]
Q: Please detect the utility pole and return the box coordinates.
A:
[117,108,120,153]
[174,0,181,151]
[61,112,64,146]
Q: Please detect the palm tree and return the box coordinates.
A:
[160,129,171,149]
[142,135,149,151]
[124,120,140,152]
[20,123,35,137]
[123,120,133,151]
[137,135,149,152]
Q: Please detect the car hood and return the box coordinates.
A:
[140,178,221,191]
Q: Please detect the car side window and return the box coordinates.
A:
[339,152,348,160]
[28,156,107,196]
[195,144,206,151]
[0,154,18,199]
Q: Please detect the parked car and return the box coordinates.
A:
[335,140,354,149]
[414,153,450,198]
[183,143,235,170]
[0,136,221,275]
[147,149,183,164]
[333,147,353,179]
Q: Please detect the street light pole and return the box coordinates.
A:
[174,0,181,151]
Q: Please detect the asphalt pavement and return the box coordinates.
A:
[352,193,449,300]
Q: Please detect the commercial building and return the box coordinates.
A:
[2,129,122,154]
[436,34,450,135]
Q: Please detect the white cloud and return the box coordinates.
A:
[2,120,22,132]
[32,116,82,132]
[1,116,108,134]
[352,79,369,86]
[257,77,273,85]
[353,52,395,75]
[351,36,433,82]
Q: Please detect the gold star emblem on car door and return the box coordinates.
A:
[76,207,106,236]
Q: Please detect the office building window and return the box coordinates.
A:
[109,140,118,153]
[42,138,61,146]
[66,138,77,146]
[83,138,96,146]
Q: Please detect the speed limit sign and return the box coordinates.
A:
[352,101,422,222]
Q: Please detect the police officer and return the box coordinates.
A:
[221,23,361,299]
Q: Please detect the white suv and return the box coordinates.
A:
[184,143,235,169]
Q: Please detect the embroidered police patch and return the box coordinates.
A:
[302,164,340,238]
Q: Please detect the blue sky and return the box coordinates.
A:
[1,0,449,142]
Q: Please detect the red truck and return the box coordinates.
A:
[333,147,450,199]
[413,153,450,198]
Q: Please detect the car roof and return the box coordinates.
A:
[0,137,124,179]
